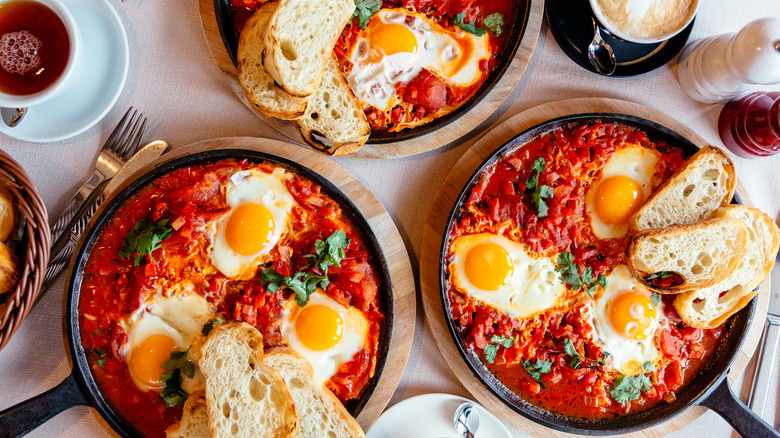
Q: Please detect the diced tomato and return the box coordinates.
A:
[404,70,447,112]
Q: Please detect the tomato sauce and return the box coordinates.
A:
[79,160,384,437]
[444,122,725,420]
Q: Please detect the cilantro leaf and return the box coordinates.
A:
[609,373,653,404]
[453,12,487,36]
[353,0,381,29]
[642,361,656,372]
[484,343,500,364]
[524,158,553,218]
[563,337,579,357]
[563,337,609,369]
[286,271,328,306]
[483,12,504,35]
[522,359,552,384]
[160,347,194,407]
[305,230,350,274]
[119,218,172,266]
[89,348,106,368]
[490,334,515,348]
[650,292,662,307]
[260,268,285,293]
[201,316,225,337]
[554,251,607,299]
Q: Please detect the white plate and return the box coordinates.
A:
[0,0,128,142]
[366,393,512,438]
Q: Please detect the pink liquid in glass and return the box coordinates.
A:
[718,91,780,158]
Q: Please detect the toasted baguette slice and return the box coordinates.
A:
[200,322,298,438]
[0,184,17,241]
[673,206,780,328]
[629,146,735,233]
[237,2,307,120]
[292,55,370,156]
[263,0,355,100]
[0,242,18,295]
[265,348,365,438]
[166,391,210,438]
[627,216,749,292]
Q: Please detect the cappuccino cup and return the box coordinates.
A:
[0,0,80,108]
[589,0,700,44]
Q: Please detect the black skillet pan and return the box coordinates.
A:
[439,113,780,437]
[0,149,394,437]
[213,0,531,145]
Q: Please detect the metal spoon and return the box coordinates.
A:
[1,107,26,127]
[453,401,480,438]
[587,18,617,75]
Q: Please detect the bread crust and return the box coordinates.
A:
[0,242,19,295]
[0,184,17,242]
[165,390,210,438]
[628,145,736,233]
[627,217,749,293]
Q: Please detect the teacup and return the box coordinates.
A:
[589,0,700,44]
[0,0,80,108]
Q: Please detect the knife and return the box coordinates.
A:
[38,140,169,295]
[748,259,780,420]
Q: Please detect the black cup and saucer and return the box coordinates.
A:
[544,0,695,76]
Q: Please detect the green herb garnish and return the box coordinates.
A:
[305,230,350,274]
[160,347,195,407]
[522,359,552,384]
[554,251,607,299]
[201,316,225,337]
[118,218,172,266]
[650,292,662,307]
[353,0,381,29]
[483,12,504,35]
[609,372,653,404]
[453,12,487,36]
[525,157,553,217]
[563,337,609,369]
[89,348,106,368]
[484,334,516,364]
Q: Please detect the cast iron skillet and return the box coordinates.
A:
[439,113,780,437]
[213,0,531,144]
[0,149,394,437]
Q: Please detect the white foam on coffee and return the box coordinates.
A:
[0,30,42,75]
[596,0,696,40]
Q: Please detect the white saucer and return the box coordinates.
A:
[366,393,512,438]
[0,0,128,142]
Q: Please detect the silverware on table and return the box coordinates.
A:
[40,108,147,296]
[453,401,480,438]
[748,259,780,422]
[587,18,616,76]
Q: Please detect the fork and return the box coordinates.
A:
[41,108,146,294]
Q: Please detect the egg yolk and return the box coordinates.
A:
[609,292,656,340]
[225,203,275,256]
[464,242,514,291]
[129,334,179,389]
[593,175,644,225]
[368,23,417,59]
[296,304,344,351]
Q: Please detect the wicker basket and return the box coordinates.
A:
[0,149,50,351]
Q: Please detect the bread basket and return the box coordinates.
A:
[0,149,50,351]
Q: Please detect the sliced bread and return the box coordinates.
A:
[629,146,735,233]
[262,0,355,100]
[673,206,780,329]
[265,348,366,438]
[238,1,307,120]
[200,322,298,438]
[292,55,370,156]
[627,216,749,292]
[165,390,210,438]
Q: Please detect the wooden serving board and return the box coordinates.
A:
[95,137,417,430]
[419,97,769,437]
[197,0,543,159]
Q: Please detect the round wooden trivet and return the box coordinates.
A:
[100,137,417,429]
[197,0,543,159]
[419,97,769,437]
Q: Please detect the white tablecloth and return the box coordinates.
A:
[1,1,779,437]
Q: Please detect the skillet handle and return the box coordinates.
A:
[0,373,87,438]
[699,377,780,438]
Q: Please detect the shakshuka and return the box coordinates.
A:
[443,122,727,419]
[231,0,515,132]
[78,159,384,437]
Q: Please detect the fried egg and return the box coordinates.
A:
[281,290,368,383]
[449,233,566,319]
[586,144,661,239]
[347,8,492,111]
[209,168,296,279]
[590,265,663,375]
[119,289,215,393]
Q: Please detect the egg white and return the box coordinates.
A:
[347,8,491,111]
[208,168,296,279]
[589,265,664,375]
[586,143,661,239]
[280,291,368,384]
[449,233,566,320]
